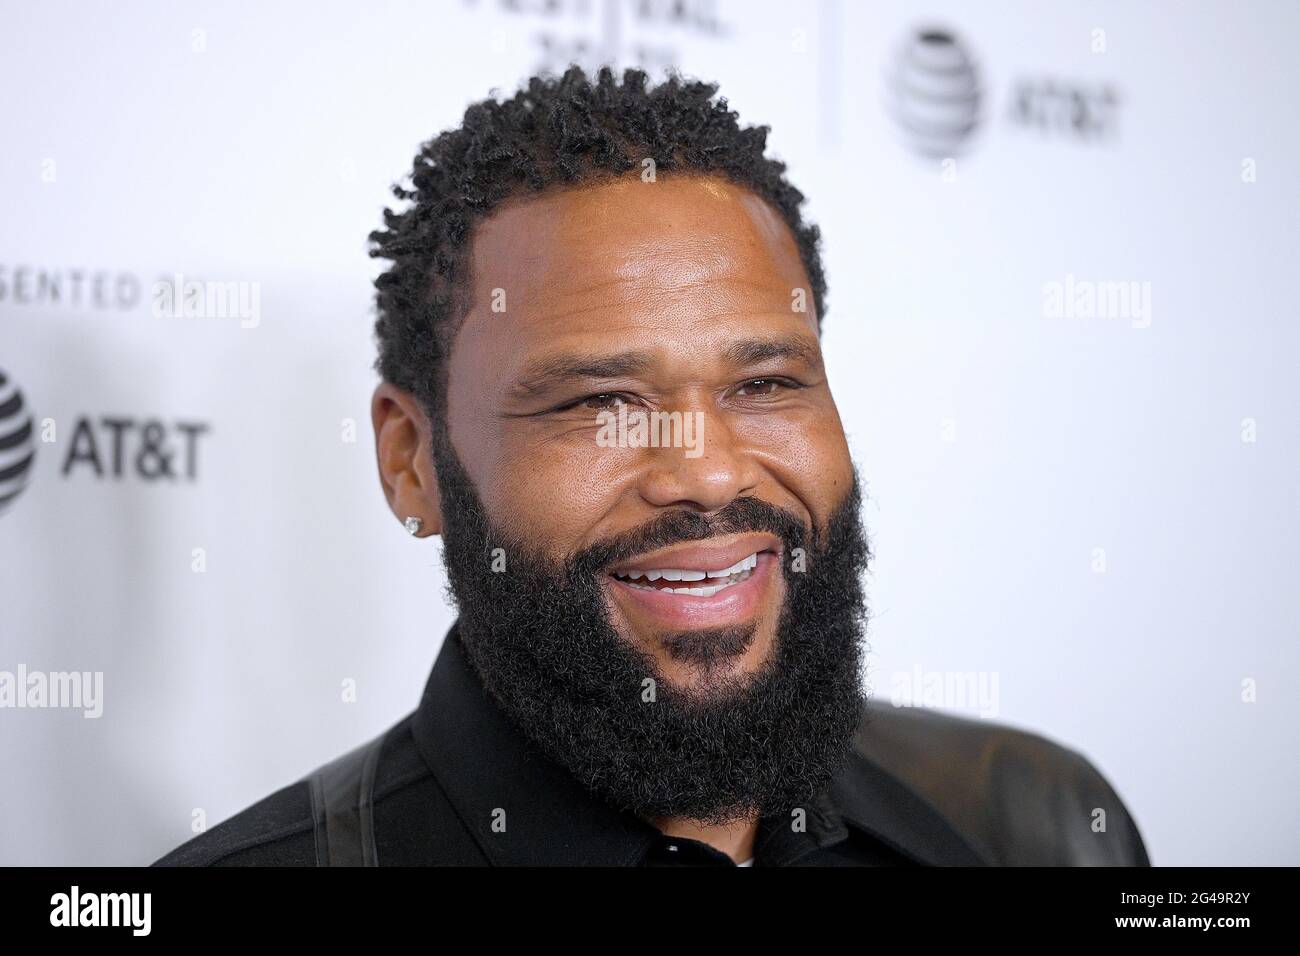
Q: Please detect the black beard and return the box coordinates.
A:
[430,430,872,826]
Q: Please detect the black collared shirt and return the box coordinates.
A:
[156,623,1148,866]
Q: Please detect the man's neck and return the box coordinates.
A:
[648,813,759,864]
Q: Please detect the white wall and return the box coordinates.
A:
[1,0,1295,865]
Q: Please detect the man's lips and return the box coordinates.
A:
[613,552,757,597]
[602,533,782,629]
[605,533,782,579]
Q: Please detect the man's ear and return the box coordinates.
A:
[371,382,443,536]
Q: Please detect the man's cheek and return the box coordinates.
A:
[787,420,854,504]
[484,467,600,555]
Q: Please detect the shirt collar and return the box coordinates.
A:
[412,623,985,866]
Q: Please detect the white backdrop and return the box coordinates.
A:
[2,0,1296,866]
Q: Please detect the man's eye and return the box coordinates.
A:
[735,378,787,398]
[573,393,628,411]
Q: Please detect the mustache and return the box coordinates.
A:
[569,496,811,577]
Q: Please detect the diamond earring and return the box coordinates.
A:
[403,516,423,536]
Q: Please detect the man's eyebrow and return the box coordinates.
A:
[510,350,655,396]
[509,335,824,397]
[724,335,823,369]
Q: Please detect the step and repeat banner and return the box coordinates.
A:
[2,1,1297,865]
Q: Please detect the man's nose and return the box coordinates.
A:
[635,408,758,513]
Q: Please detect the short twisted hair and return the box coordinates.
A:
[369,65,827,419]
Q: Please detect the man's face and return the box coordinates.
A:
[443,174,856,695]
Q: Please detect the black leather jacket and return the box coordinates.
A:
[849,699,1149,865]
[156,628,1149,867]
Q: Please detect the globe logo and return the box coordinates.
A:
[0,367,36,514]
[885,27,983,159]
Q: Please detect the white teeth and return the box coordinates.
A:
[618,567,754,596]
[669,583,726,597]
[616,554,759,582]
[706,552,759,578]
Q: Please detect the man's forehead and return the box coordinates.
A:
[464,173,810,318]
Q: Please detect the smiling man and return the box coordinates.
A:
[155,67,1149,867]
